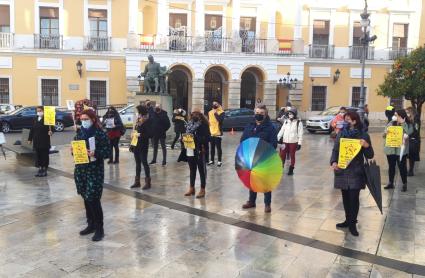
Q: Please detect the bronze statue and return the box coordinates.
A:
[139,55,160,93]
[159,66,171,94]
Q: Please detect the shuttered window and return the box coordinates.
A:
[0,5,10,32]
[41,79,59,106]
[311,86,327,111]
[90,80,107,106]
[0,78,9,103]
[351,87,367,107]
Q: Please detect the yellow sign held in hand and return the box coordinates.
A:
[182,133,195,150]
[130,132,139,147]
[338,138,362,169]
[71,140,89,164]
[44,106,56,126]
[385,126,403,148]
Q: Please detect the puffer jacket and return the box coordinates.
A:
[277,119,303,144]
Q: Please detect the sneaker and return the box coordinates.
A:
[217,161,222,167]
[207,161,214,166]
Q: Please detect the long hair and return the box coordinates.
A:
[344,111,363,130]
[81,109,101,129]
[396,109,411,124]
[191,110,209,126]
[105,106,118,118]
[405,107,416,121]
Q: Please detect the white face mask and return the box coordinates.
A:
[392,115,398,122]
[288,114,294,119]
[37,112,44,117]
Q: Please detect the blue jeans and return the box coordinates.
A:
[249,190,271,205]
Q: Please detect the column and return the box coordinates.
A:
[127,0,139,49]
[195,0,205,36]
[267,2,276,39]
[263,81,277,118]
[228,80,241,109]
[156,0,169,48]
[292,0,304,54]
[192,79,205,112]
[232,0,240,36]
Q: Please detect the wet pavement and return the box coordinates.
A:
[0,131,425,277]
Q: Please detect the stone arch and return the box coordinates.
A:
[204,66,230,111]
[240,66,266,109]
[168,64,194,111]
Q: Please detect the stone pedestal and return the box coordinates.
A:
[192,79,204,112]
[263,81,278,118]
[228,80,241,109]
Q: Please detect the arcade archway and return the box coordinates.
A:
[204,66,229,112]
[240,67,265,109]
[168,65,192,111]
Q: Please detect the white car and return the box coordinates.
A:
[118,104,135,128]
[0,104,17,115]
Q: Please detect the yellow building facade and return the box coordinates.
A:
[0,0,425,119]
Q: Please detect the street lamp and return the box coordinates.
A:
[358,0,377,124]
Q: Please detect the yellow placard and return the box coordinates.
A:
[43,106,56,126]
[385,126,403,148]
[71,140,89,164]
[182,133,195,149]
[130,132,139,147]
[338,138,362,169]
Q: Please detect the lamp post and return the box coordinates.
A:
[359,0,377,122]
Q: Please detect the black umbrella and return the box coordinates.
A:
[364,160,382,214]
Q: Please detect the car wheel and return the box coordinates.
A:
[307,129,316,134]
[54,121,65,132]
[1,122,10,133]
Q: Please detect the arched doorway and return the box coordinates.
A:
[240,67,265,109]
[168,65,192,111]
[204,67,228,112]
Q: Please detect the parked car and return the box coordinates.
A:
[0,106,74,133]
[0,104,17,115]
[222,108,255,131]
[305,106,358,134]
[99,104,135,129]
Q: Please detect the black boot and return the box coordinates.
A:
[349,223,359,236]
[80,201,95,235]
[130,176,141,188]
[91,200,104,242]
[402,184,407,192]
[407,170,414,177]
[35,167,42,177]
[336,221,349,228]
[288,166,294,176]
[39,167,47,177]
[384,183,394,189]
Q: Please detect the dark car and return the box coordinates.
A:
[222,108,255,131]
[0,106,74,133]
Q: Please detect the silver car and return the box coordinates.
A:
[306,106,358,134]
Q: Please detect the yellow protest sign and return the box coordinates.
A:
[182,133,195,149]
[130,132,139,147]
[385,126,403,148]
[43,106,56,126]
[71,140,89,164]
[338,138,362,169]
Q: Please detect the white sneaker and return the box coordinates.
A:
[207,161,214,165]
[217,161,222,167]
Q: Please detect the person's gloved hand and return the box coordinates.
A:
[297,144,301,151]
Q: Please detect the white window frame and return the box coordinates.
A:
[308,8,335,46]
[169,9,192,36]
[34,0,64,35]
[0,0,15,33]
[84,0,112,37]
[310,85,328,112]
[0,75,12,103]
[204,10,226,36]
[87,78,109,106]
[388,13,411,48]
[349,86,369,108]
[38,76,61,106]
[240,6,260,38]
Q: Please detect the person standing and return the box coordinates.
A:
[131,105,153,190]
[406,107,421,176]
[171,108,187,150]
[277,108,303,175]
[385,102,396,122]
[28,106,53,177]
[241,105,277,213]
[150,104,171,166]
[331,107,347,134]
[384,110,413,191]
[330,111,374,237]
[208,101,225,167]
[183,110,210,199]
[103,106,124,164]
[73,109,110,242]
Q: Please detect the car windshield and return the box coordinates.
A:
[8,107,26,115]
[319,107,340,116]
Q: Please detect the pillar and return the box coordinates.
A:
[156,0,169,48]
[292,0,304,54]
[228,80,241,109]
[263,81,278,118]
[195,0,205,36]
[192,79,205,112]
[232,0,240,36]
[127,0,139,49]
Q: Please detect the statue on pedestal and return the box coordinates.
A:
[139,55,160,93]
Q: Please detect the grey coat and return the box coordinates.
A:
[330,131,374,190]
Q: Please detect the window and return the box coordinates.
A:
[90,80,107,107]
[313,20,330,45]
[352,21,362,46]
[0,78,9,103]
[392,23,408,49]
[41,79,59,106]
[351,87,367,107]
[169,13,187,30]
[311,86,327,111]
[0,5,10,33]
[40,7,59,36]
[391,96,404,110]
[240,17,256,53]
[89,9,107,38]
[205,15,222,31]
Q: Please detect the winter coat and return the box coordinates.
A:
[331,114,345,133]
[241,117,278,149]
[28,117,52,149]
[277,119,303,145]
[74,127,110,201]
[409,116,421,162]
[208,108,225,137]
[103,112,124,139]
[383,122,413,156]
[151,110,171,138]
[179,121,210,161]
[330,130,374,190]
[172,112,187,133]
[135,117,153,150]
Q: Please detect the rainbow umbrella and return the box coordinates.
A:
[235,138,283,193]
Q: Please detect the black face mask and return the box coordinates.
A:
[213,105,219,109]
[155,108,161,113]
[192,117,199,122]
[255,114,265,122]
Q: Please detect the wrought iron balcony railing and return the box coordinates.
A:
[388,47,413,60]
[349,45,375,60]
[309,44,335,59]
[34,34,62,49]
[84,36,111,51]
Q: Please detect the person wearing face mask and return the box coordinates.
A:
[102,106,124,164]
[208,101,225,167]
[405,107,420,176]
[277,108,303,175]
[73,109,110,242]
[171,108,187,150]
[331,107,347,135]
[130,105,153,190]
[182,110,211,198]
[149,104,171,166]
[28,106,53,177]
[330,112,374,237]
[241,105,278,213]
[384,110,413,192]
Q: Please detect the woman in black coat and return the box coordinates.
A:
[103,106,124,164]
[406,107,420,176]
[171,108,187,150]
[28,106,53,177]
[183,110,210,199]
[330,111,374,237]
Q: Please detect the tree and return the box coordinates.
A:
[377,46,425,127]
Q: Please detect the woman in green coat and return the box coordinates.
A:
[73,109,110,241]
[383,110,413,192]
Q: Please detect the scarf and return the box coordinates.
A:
[186,120,201,134]
[340,126,360,138]
[80,126,97,140]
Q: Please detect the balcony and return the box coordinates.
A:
[0,33,13,48]
[34,34,62,49]
[349,46,375,60]
[84,36,111,51]
[388,47,412,60]
[309,44,335,59]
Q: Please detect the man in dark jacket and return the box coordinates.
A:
[240,105,278,213]
[171,108,187,150]
[150,104,171,165]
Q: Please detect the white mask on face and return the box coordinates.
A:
[288,114,294,119]
[392,115,398,122]
[37,112,44,117]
